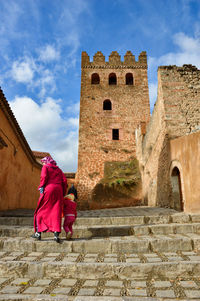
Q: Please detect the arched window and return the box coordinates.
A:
[103,99,112,110]
[91,73,100,84]
[171,167,184,211]
[109,73,117,85]
[126,73,133,85]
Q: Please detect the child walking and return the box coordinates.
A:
[63,184,77,240]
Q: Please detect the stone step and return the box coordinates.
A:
[1,209,200,300]
[0,222,200,239]
[0,212,200,227]
[0,274,200,300]
[4,260,200,279]
[0,250,200,278]
[0,232,200,253]
[0,297,200,301]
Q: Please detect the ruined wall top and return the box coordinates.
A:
[158,63,200,136]
[158,64,200,91]
[158,64,199,71]
[81,51,147,69]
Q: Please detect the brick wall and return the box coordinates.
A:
[76,51,150,208]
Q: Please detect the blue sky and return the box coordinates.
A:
[1,0,200,172]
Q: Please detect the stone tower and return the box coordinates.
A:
[76,51,150,209]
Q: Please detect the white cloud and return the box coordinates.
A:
[67,101,80,115]
[148,32,200,109]
[10,55,57,97]
[39,45,60,62]
[35,69,56,98]
[9,96,79,172]
[0,1,23,53]
[11,58,35,83]
[148,82,158,111]
[56,1,91,61]
[10,96,63,137]
[64,31,80,57]
[151,32,200,70]
[68,117,79,127]
[53,131,78,172]
[174,32,200,53]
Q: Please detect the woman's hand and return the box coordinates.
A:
[39,187,44,194]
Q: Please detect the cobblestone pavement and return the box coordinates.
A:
[0,206,178,218]
[0,250,200,299]
[0,274,200,300]
[78,207,178,217]
[0,207,200,300]
[0,250,200,264]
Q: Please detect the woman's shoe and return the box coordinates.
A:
[54,232,60,243]
[66,232,72,240]
[31,232,41,240]
[54,236,60,243]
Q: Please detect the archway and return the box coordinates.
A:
[171,167,184,211]
[109,73,117,85]
[103,99,112,110]
[126,73,133,85]
[91,73,100,84]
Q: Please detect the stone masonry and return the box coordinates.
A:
[1,207,200,300]
[136,65,200,211]
[76,51,150,209]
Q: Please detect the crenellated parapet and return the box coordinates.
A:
[81,50,147,69]
[93,51,105,64]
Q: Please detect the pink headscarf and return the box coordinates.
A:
[41,156,57,166]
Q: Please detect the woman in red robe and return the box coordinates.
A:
[32,156,67,243]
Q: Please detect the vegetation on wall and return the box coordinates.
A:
[102,158,141,187]
[91,158,143,208]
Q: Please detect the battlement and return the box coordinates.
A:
[81,51,147,68]
[158,64,199,72]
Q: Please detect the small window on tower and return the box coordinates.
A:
[103,99,112,110]
[91,73,100,84]
[112,129,119,140]
[126,73,133,85]
[109,73,117,85]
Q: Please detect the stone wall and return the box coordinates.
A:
[170,132,200,213]
[76,51,150,209]
[161,65,200,137]
[64,173,76,192]
[136,65,200,210]
[0,89,42,210]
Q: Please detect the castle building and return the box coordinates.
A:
[76,51,150,208]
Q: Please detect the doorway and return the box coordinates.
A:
[171,167,184,211]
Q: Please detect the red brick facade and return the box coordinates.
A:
[76,51,150,208]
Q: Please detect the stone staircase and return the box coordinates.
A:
[0,206,200,300]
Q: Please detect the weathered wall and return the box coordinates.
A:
[90,158,142,209]
[170,132,200,213]
[0,91,42,210]
[64,173,76,192]
[136,64,200,211]
[76,51,150,209]
[136,70,170,207]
